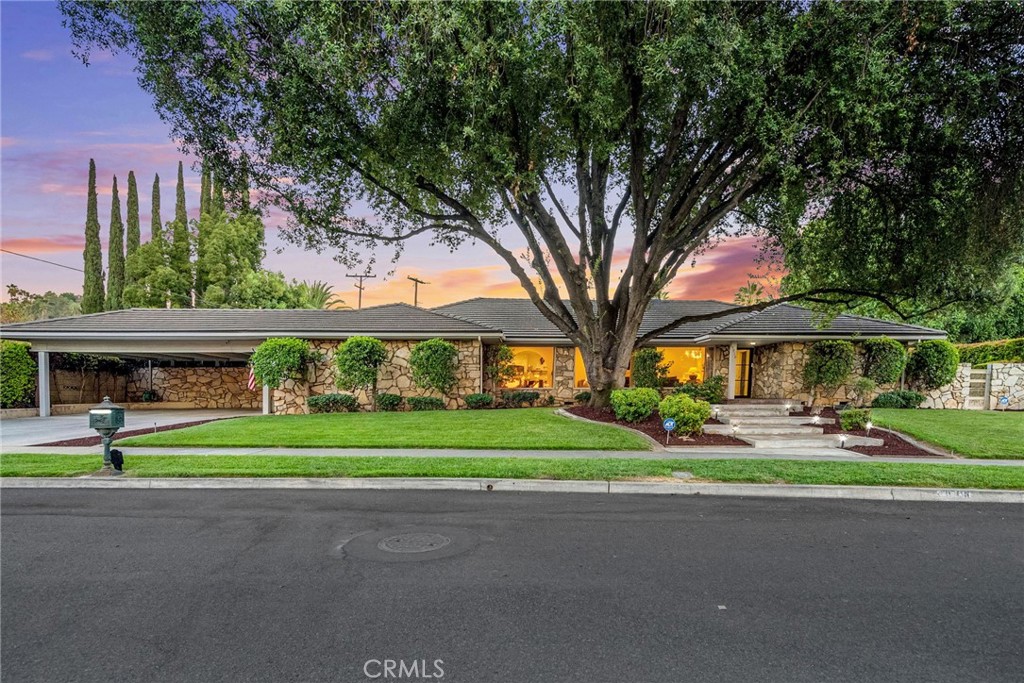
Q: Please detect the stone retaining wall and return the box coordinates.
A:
[988,363,1024,410]
[920,363,971,410]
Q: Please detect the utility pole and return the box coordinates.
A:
[346,273,376,310]
[407,276,429,307]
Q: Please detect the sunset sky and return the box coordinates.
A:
[1,2,775,308]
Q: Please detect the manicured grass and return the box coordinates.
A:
[117,409,651,451]
[872,409,1024,459]
[2,454,1022,489]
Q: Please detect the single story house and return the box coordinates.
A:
[0,298,946,415]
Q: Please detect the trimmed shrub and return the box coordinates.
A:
[502,390,541,407]
[852,377,877,407]
[632,348,670,389]
[485,345,517,387]
[906,340,959,390]
[803,340,855,402]
[410,339,460,395]
[957,337,1024,365]
[674,375,726,404]
[574,391,592,403]
[861,337,907,384]
[839,408,871,431]
[334,336,388,410]
[250,337,310,389]
[544,394,556,406]
[609,388,660,423]
[141,389,160,402]
[465,393,494,409]
[408,396,445,411]
[871,390,926,409]
[0,341,36,409]
[307,393,358,413]
[376,393,403,412]
[658,393,711,435]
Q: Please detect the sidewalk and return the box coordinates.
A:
[5,445,1023,466]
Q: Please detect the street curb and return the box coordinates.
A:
[2,477,1021,503]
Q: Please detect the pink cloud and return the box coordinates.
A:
[21,49,53,62]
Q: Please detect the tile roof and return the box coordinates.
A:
[711,304,946,339]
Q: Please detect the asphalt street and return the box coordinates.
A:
[1,490,1021,682]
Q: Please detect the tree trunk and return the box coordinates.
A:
[579,337,635,408]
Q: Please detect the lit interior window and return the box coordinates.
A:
[656,347,705,386]
[574,348,589,388]
[503,347,554,388]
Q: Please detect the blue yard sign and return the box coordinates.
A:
[999,396,1009,407]
[662,418,677,445]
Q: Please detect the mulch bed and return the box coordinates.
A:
[566,406,750,447]
[789,407,936,457]
[34,419,229,447]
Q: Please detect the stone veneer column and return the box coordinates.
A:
[726,343,737,400]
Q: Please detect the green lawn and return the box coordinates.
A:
[2,454,1022,489]
[117,408,651,451]
[872,409,1024,459]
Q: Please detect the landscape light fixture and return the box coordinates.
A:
[88,396,125,475]
[839,434,849,448]
[865,421,873,435]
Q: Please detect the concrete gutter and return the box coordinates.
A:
[2,477,1020,503]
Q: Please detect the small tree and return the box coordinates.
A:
[485,345,517,388]
[631,348,670,389]
[334,336,388,411]
[802,340,855,408]
[906,340,960,391]
[250,337,311,389]
[410,339,460,397]
[0,341,36,408]
[861,337,907,385]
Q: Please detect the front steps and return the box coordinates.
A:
[709,401,883,450]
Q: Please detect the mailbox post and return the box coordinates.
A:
[89,396,125,474]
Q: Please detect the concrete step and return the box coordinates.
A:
[705,424,824,436]
[712,405,792,416]
[738,434,885,449]
[719,416,835,426]
[722,399,792,405]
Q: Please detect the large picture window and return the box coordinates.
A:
[656,347,705,385]
[503,347,554,388]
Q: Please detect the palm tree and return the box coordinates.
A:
[295,280,348,309]
[734,281,766,306]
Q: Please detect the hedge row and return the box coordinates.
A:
[956,337,1024,365]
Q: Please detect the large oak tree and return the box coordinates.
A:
[62,1,1023,404]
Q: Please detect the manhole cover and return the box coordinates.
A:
[377,532,452,554]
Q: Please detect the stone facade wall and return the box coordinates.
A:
[705,346,731,380]
[988,363,1024,410]
[482,345,577,402]
[126,366,261,409]
[271,339,484,414]
[920,363,971,410]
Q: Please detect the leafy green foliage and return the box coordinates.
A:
[631,348,670,389]
[169,161,191,305]
[250,337,310,389]
[150,172,161,242]
[485,345,517,387]
[307,393,358,414]
[610,388,661,423]
[82,158,104,314]
[410,339,460,396]
[125,170,140,258]
[852,377,877,408]
[658,394,711,435]
[957,338,1024,366]
[906,340,960,391]
[464,393,494,409]
[0,285,80,323]
[0,341,36,408]
[408,396,445,411]
[839,409,871,431]
[803,341,855,393]
[105,175,125,310]
[871,390,926,409]
[501,390,541,408]
[334,336,387,410]
[734,282,766,306]
[674,375,726,405]
[574,391,592,403]
[861,338,907,384]
[376,393,403,412]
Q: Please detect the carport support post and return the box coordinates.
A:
[262,384,271,415]
[726,343,737,401]
[37,351,51,417]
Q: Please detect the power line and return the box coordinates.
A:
[407,275,430,307]
[0,249,84,273]
[345,273,376,310]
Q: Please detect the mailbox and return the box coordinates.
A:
[89,397,125,432]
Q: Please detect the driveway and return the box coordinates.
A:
[0,409,258,450]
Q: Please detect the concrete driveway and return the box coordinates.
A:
[0,409,258,450]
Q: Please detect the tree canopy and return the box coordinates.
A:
[62,1,1024,403]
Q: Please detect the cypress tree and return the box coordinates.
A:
[212,173,226,214]
[81,159,105,314]
[150,173,162,243]
[105,176,125,310]
[199,163,211,216]
[169,161,192,305]
[126,170,140,257]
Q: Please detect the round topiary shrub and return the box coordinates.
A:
[906,340,960,390]
[802,340,855,399]
[861,337,907,384]
[334,336,388,410]
[658,393,711,435]
[250,337,311,389]
[0,341,36,408]
[609,388,660,423]
[410,338,460,396]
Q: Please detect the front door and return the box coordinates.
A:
[734,349,752,398]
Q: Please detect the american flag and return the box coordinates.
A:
[247,367,257,391]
